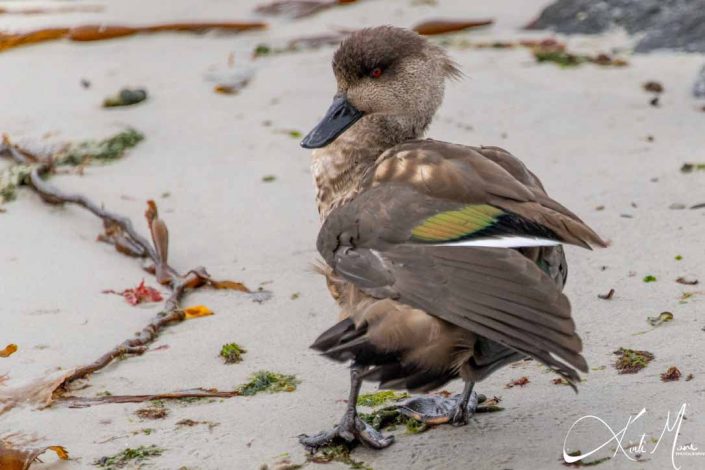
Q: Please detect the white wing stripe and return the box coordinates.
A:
[435,236,561,248]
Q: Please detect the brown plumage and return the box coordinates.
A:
[299,26,605,450]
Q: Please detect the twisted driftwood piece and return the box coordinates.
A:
[0,138,251,398]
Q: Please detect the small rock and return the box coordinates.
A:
[643,81,664,93]
[529,0,705,53]
[103,88,148,107]
[694,64,705,98]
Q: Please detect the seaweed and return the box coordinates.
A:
[307,443,373,470]
[647,311,673,327]
[94,445,164,469]
[236,371,299,396]
[0,164,33,202]
[613,348,654,374]
[533,49,627,67]
[60,128,144,165]
[135,401,169,419]
[359,407,428,434]
[220,342,247,364]
[534,50,585,67]
[356,390,409,407]
[681,163,705,173]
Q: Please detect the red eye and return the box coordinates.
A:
[370,67,383,78]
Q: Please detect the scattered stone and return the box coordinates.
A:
[693,64,705,98]
[643,81,664,93]
[528,0,705,53]
[103,88,148,107]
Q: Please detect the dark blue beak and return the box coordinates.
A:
[301,95,363,149]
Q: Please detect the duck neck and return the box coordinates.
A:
[311,114,428,218]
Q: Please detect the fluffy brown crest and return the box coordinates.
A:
[333,26,461,86]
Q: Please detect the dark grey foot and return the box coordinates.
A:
[299,414,395,450]
[397,392,483,426]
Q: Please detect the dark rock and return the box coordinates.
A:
[694,64,705,98]
[635,7,705,52]
[529,0,705,53]
[103,88,148,108]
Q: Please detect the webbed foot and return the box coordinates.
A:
[397,391,483,426]
[299,412,395,450]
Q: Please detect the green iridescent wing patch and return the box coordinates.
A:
[411,205,505,242]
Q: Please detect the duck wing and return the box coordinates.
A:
[370,139,606,249]
[319,141,605,383]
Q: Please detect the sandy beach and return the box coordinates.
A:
[1,0,704,469]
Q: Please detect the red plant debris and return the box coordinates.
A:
[103,280,163,305]
[505,376,530,388]
[660,366,682,382]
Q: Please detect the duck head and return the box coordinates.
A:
[301,26,461,149]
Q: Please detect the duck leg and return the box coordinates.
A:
[299,365,395,450]
[398,380,479,426]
